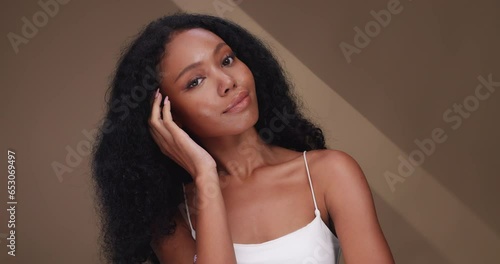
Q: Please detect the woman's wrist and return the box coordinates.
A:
[194,170,220,188]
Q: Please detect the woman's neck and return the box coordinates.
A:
[197,127,284,182]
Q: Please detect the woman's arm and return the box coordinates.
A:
[151,174,236,264]
[193,173,237,264]
[149,91,236,263]
[151,210,196,263]
[318,150,395,264]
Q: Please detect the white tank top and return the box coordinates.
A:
[182,151,342,263]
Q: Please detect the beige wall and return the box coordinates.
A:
[1,0,499,263]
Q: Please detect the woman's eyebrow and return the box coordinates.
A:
[174,42,228,83]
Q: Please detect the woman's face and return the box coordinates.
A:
[158,28,258,139]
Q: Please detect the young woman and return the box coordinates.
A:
[91,13,395,264]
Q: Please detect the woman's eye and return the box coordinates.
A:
[187,77,203,89]
[222,53,235,66]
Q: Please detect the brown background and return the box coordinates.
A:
[1,0,499,263]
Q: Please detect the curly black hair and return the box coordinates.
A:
[91,12,328,263]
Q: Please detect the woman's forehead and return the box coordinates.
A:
[160,29,227,74]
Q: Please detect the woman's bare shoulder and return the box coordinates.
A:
[308,148,360,172]
[150,208,196,263]
[309,149,395,262]
[306,148,365,191]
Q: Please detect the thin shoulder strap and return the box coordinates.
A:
[303,151,320,214]
[182,183,197,239]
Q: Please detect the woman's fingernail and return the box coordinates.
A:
[164,96,168,104]
[155,88,160,98]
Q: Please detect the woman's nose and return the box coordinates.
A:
[217,71,236,96]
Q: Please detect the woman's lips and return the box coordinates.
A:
[223,90,250,114]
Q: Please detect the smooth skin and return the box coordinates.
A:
[148,28,395,264]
